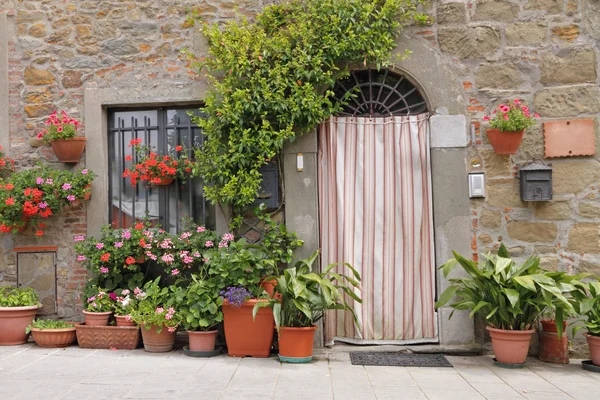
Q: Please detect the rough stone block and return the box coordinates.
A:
[476,62,526,89]
[473,0,519,22]
[551,25,579,43]
[579,202,600,219]
[486,180,525,209]
[534,201,571,220]
[553,161,600,195]
[24,67,55,85]
[505,22,548,46]
[568,223,600,254]
[534,86,600,117]
[578,259,600,274]
[539,256,559,271]
[438,26,501,59]
[481,150,510,178]
[525,0,564,14]
[507,221,558,243]
[430,115,467,148]
[540,48,596,85]
[480,209,502,229]
[436,2,467,24]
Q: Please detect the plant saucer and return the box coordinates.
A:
[582,360,600,373]
[183,345,222,358]
[492,358,525,369]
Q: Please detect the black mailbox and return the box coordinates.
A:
[520,161,552,201]
[253,161,280,209]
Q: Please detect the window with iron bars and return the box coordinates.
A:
[107,107,215,233]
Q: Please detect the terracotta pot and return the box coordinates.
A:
[260,278,277,298]
[151,177,174,186]
[486,326,535,365]
[486,128,524,154]
[135,255,146,264]
[278,326,317,363]
[222,299,274,358]
[16,214,29,233]
[539,330,569,364]
[82,310,112,326]
[0,305,39,345]
[540,320,567,333]
[83,184,91,201]
[115,315,136,327]
[586,333,600,366]
[188,330,218,352]
[50,137,87,163]
[31,322,80,348]
[140,324,176,352]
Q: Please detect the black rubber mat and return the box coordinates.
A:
[349,352,453,367]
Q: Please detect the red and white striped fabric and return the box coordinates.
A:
[318,114,437,344]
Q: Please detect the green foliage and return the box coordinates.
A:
[0,286,39,307]
[435,244,576,334]
[572,280,600,337]
[173,275,223,331]
[484,100,540,132]
[129,277,182,333]
[37,110,80,143]
[253,205,303,266]
[85,287,114,312]
[253,250,362,329]
[26,319,75,333]
[188,0,426,215]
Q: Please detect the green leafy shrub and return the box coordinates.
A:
[573,281,600,337]
[187,0,426,219]
[0,286,39,307]
[173,275,223,331]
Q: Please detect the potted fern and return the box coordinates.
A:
[435,244,573,366]
[253,250,362,363]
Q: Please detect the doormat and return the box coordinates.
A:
[349,352,453,367]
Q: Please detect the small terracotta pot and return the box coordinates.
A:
[115,315,136,327]
[188,330,218,352]
[540,320,567,333]
[278,326,317,363]
[31,322,80,348]
[539,330,569,364]
[50,137,87,163]
[260,278,277,298]
[82,310,112,326]
[83,184,91,201]
[486,128,524,154]
[586,333,600,366]
[135,255,146,264]
[151,177,174,186]
[486,326,535,365]
[0,305,39,345]
[140,324,176,352]
[16,214,29,233]
[222,299,274,358]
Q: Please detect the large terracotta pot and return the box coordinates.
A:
[222,299,274,357]
[188,330,218,352]
[487,326,535,365]
[50,137,87,163]
[586,333,600,366]
[82,310,112,326]
[140,324,176,353]
[278,326,317,363]
[486,128,524,154]
[0,305,39,345]
[115,315,136,327]
[30,322,80,348]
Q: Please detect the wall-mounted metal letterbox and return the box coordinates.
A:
[520,161,552,201]
[253,161,280,209]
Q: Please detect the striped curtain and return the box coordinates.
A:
[318,114,437,344]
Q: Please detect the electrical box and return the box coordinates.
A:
[253,161,280,209]
[520,161,552,201]
[468,173,485,198]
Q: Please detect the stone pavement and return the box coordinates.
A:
[1,344,599,399]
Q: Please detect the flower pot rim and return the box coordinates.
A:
[31,326,78,333]
[82,310,113,315]
[223,298,270,306]
[0,305,40,311]
[486,326,536,334]
[50,137,87,142]
[585,332,600,339]
[279,325,318,332]
[187,329,218,335]
[486,128,525,134]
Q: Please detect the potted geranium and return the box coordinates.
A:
[83,287,114,326]
[113,289,141,327]
[483,100,540,154]
[129,277,181,353]
[253,250,361,363]
[26,319,80,348]
[0,286,40,345]
[36,110,85,163]
[122,139,194,186]
[0,145,14,176]
[572,281,600,366]
[435,243,573,366]
[174,275,223,354]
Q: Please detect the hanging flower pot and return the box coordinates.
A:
[278,326,318,363]
[151,177,174,186]
[50,137,87,163]
[486,129,524,155]
[140,324,176,352]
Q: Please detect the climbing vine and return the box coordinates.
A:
[188,0,427,223]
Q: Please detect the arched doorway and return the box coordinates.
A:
[319,68,437,344]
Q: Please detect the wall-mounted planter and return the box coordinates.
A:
[486,129,524,154]
[50,137,86,163]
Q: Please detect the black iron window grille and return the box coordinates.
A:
[333,69,428,117]
[108,107,215,233]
